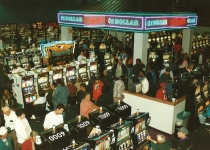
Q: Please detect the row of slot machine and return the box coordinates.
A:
[192,33,210,50]
[34,101,151,150]
[8,61,99,116]
[3,51,42,73]
[185,75,210,131]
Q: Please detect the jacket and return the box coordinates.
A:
[111,63,128,78]
[0,137,13,150]
[52,84,70,104]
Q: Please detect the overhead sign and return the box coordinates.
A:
[58,12,197,31]
[145,17,188,29]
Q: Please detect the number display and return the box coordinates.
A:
[118,105,128,111]
[98,112,110,119]
[48,131,65,141]
[77,121,90,128]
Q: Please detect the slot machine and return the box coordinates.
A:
[186,81,203,131]
[64,66,77,85]
[63,141,90,150]
[5,55,17,73]
[67,116,95,141]
[50,68,63,83]
[148,51,157,63]
[89,61,99,78]
[19,53,29,69]
[78,64,89,85]
[12,73,37,119]
[124,112,151,149]
[162,52,172,64]
[107,101,131,122]
[35,71,50,94]
[83,128,113,150]
[107,120,133,150]
[39,125,71,150]
[202,80,210,104]
[104,52,112,74]
[88,107,115,130]
[31,51,42,67]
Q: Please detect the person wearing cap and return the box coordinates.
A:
[156,83,168,101]
[175,127,192,150]
[147,134,172,150]
[159,67,173,83]
[21,130,39,150]
[0,126,13,150]
[159,66,174,82]
[92,77,104,102]
[14,108,32,147]
[2,106,19,150]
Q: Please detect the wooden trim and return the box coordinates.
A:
[123,90,186,106]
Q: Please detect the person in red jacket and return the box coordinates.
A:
[156,83,168,101]
[92,78,104,102]
[21,131,39,150]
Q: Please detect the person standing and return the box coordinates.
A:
[113,76,125,103]
[46,82,57,111]
[14,108,32,148]
[76,83,87,104]
[92,78,104,102]
[111,59,128,80]
[132,59,145,77]
[2,107,18,150]
[52,79,70,110]
[0,126,13,150]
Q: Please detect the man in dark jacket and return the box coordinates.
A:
[111,59,128,80]
[132,59,145,77]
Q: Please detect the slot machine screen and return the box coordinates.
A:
[195,85,201,95]
[136,129,148,144]
[66,68,75,77]
[8,59,16,65]
[117,124,130,142]
[135,118,146,134]
[38,73,49,84]
[90,62,97,71]
[104,53,110,60]
[22,76,34,88]
[107,66,112,71]
[53,70,63,80]
[20,56,28,63]
[203,81,208,92]
[33,55,40,61]
[79,65,87,74]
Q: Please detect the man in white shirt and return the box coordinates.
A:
[43,103,64,130]
[113,76,125,103]
[139,70,149,94]
[2,106,19,150]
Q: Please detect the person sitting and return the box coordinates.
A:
[198,102,210,125]
[168,56,177,72]
[159,67,173,83]
[172,127,193,150]
[159,64,174,83]
[132,59,145,77]
[0,126,13,150]
[179,57,188,73]
[113,76,125,103]
[43,103,64,130]
[77,50,86,61]
[2,107,18,150]
[30,90,46,120]
[80,92,99,119]
[1,88,17,109]
[14,108,32,146]
[129,76,142,93]
[138,70,149,94]
[92,77,104,102]
[147,134,172,150]
[156,83,168,101]
[21,130,39,150]
[187,63,194,73]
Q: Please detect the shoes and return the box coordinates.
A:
[30,115,36,120]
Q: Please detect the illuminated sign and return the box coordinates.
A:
[58,12,197,31]
[145,17,187,29]
[187,16,197,26]
[58,13,84,25]
[105,15,143,29]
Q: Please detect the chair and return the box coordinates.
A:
[34,102,46,122]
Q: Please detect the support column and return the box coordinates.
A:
[133,33,148,65]
[117,31,125,47]
[61,26,73,41]
[182,28,193,56]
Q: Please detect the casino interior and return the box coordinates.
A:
[0,0,210,150]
